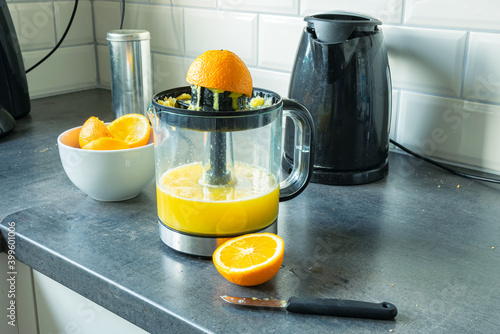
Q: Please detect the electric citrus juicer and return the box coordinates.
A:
[148,50,315,257]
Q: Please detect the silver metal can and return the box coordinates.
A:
[107,30,152,119]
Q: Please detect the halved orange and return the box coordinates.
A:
[79,116,112,148]
[82,137,130,150]
[186,50,253,97]
[213,233,284,286]
[108,113,151,148]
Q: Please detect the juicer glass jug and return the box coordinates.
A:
[149,87,314,256]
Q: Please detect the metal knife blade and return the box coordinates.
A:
[221,295,287,308]
[220,295,397,320]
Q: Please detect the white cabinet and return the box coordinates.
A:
[0,253,37,334]
[0,254,148,334]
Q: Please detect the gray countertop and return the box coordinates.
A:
[1,89,499,333]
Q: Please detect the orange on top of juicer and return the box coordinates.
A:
[186,49,253,98]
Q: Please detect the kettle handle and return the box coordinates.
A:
[279,98,315,201]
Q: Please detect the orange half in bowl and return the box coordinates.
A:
[57,124,154,201]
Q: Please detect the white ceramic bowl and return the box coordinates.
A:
[57,124,155,201]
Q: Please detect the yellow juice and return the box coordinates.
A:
[156,162,279,236]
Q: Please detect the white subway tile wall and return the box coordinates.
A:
[258,15,304,71]
[54,1,94,46]
[219,0,299,15]
[23,45,97,97]
[8,2,56,51]
[92,1,121,45]
[404,0,500,31]
[122,4,184,55]
[152,53,192,90]
[96,45,111,87]
[184,8,258,63]
[383,26,467,97]
[463,32,500,105]
[398,92,500,171]
[7,0,95,97]
[5,0,500,172]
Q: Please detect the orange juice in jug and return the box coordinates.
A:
[156,162,279,236]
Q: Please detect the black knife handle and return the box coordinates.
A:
[286,297,397,320]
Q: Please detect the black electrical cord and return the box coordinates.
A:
[120,0,125,29]
[390,139,500,184]
[25,0,79,73]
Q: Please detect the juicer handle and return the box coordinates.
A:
[279,98,315,202]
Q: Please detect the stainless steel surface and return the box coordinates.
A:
[107,29,152,119]
[158,220,278,257]
[221,295,287,308]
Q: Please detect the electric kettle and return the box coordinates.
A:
[0,0,30,120]
[285,12,391,185]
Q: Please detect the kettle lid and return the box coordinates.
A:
[304,11,382,44]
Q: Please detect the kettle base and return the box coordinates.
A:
[282,155,388,186]
[158,220,277,258]
[311,159,389,186]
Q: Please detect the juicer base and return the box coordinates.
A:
[158,220,277,258]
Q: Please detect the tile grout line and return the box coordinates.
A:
[91,0,101,88]
[393,90,402,144]
[460,31,471,99]
[401,0,407,24]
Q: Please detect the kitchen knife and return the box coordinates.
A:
[220,296,397,320]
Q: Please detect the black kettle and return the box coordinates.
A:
[0,0,31,137]
[285,12,391,185]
